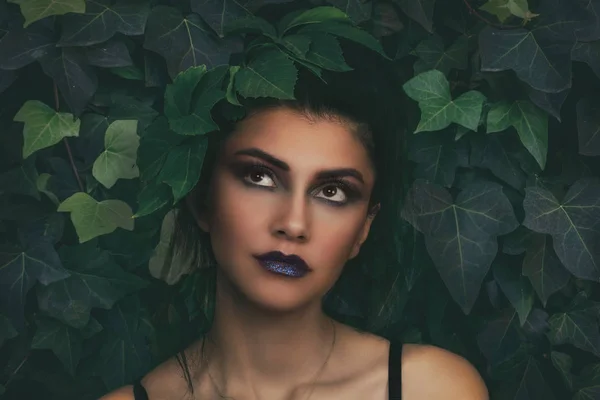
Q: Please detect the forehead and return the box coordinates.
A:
[221,108,375,182]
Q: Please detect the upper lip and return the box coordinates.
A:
[254,251,311,271]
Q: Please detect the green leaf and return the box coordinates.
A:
[235,49,298,99]
[522,233,570,306]
[223,15,277,38]
[298,21,387,58]
[58,0,149,46]
[190,0,251,37]
[573,364,600,400]
[548,308,600,357]
[499,357,556,400]
[523,179,600,281]
[408,130,468,187]
[86,38,133,68]
[92,120,140,189]
[164,66,208,120]
[304,34,352,72]
[493,261,534,325]
[487,100,548,169]
[476,309,521,364]
[8,0,85,28]
[550,351,573,390]
[0,158,40,200]
[37,243,146,329]
[279,34,312,58]
[158,136,209,202]
[403,70,486,132]
[0,22,55,70]
[144,6,239,78]
[226,66,242,106]
[414,35,468,75]
[109,66,144,80]
[280,6,350,35]
[39,48,98,116]
[326,0,371,24]
[572,41,600,80]
[480,0,532,22]
[13,100,80,159]
[576,97,600,156]
[526,87,569,122]
[32,316,83,375]
[396,0,436,32]
[138,117,185,183]
[402,181,518,313]
[148,210,195,285]
[58,192,134,243]
[0,314,18,346]
[0,242,69,329]
[134,183,171,218]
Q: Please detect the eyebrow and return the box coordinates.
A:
[233,148,365,183]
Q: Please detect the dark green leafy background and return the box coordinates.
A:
[0,0,599,399]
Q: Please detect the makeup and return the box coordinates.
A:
[253,251,311,278]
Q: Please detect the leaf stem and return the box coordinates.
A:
[54,83,84,192]
[462,0,522,29]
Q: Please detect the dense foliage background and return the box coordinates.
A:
[0,0,599,398]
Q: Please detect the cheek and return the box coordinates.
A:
[311,210,366,267]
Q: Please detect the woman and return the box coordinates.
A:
[101,72,489,400]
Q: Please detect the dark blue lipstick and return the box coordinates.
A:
[253,251,311,278]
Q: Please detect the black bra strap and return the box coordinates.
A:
[132,380,149,400]
[388,341,403,400]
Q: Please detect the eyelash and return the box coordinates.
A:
[237,161,361,206]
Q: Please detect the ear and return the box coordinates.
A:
[185,190,210,233]
[349,203,380,260]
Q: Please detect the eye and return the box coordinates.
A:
[244,166,276,188]
[315,184,347,203]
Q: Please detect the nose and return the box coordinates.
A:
[271,191,310,242]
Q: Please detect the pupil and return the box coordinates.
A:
[324,186,337,197]
[251,172,263,182]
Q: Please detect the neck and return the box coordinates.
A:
[202,269,336,394]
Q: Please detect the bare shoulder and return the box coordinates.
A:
[402,343,489,400]
[98,385,134,400]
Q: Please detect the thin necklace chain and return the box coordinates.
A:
[201,319,337,400]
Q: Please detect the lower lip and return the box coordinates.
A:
[255,259,309,278]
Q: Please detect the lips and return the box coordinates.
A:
[253,251,311,278]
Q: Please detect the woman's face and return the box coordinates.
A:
[196,107,377,312]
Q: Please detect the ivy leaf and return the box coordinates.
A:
[577,0,600,41]
[13,100,80,159]
[573,363,600,400]
[396,0,436,32]
[138,117,185,183]
[58,0,149,47]
[479,15,578,93]
[573,40,600,78]
[0,69,16,93]
[493,261,534,325]
[86,38,133,68]
[8,0,85,28]
[486,100,548,169]
[0,158,40,200]
[58,192,134,243]
[235,48,298,99]
[279,6,350,35]
[148,210,195,285]
[297,21,387,57]
[92,120,140,189]
[550,351,573,390]
[190,0,251,38]
[144,6,239,78]
[403,69,486,132]
[39,48,98,116]
[499,357,556,400]
[36,243,146,329]
[91,297,153,390]
[523,234,571,306]
[32,316,83,375]
[408,130,468,187]
[414,35,468,76]
[576,97,600,156]
[548,308,600,356]
[223,15,277,38]
[134,182,171,218]
[480,0,534,22]
[158,136,209,202]
[402,181,518,313]
[477,309,521,365]
[165,66,226,136]
[326,0,372,24]
[523,179,600,281]
[304,34,352,71]
[0,241,69,329]
[0,22,55,70]
[0,314,18,346]
[526,87,569,122]
[106,94,158,132]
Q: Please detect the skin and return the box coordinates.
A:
[101,108,489,400]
